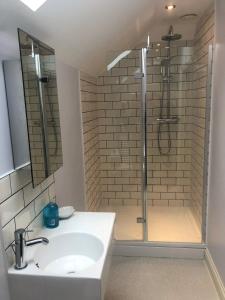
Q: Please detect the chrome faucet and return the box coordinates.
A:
[13,228,49,270]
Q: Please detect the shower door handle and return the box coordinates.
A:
[134,72,144,79]
[137,217,146,224]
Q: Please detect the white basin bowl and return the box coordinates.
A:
[9,212,115,300]
[34,233,104,275]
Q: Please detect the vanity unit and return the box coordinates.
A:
[8,212,115,300]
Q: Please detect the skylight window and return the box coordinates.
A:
[19,0,47,11]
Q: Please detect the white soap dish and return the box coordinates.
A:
[59,206,75,219]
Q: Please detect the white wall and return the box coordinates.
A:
[0,61,14,177]
[0,229,10,300]
[0,0,213,76]
[3,60,30,169]
[207,0,225,285]
[54,60,86,211]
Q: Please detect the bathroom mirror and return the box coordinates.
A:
[18,29,63,187]
[0,29,30,178]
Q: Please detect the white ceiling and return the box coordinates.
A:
[0,0,214,75]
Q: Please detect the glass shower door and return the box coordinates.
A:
[96,38,212,243]
[146,40,209,243]
[97,49,145,240]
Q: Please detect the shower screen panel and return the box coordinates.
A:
[146,40,211,243]
[97,49,144,240]
[93,39,212,243]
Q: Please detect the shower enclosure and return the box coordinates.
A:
[84,21,214,244]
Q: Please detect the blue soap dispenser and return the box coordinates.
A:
[43,202,59,228]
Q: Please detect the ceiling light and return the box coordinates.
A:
[157,43,161,47]
[19,0,47,11]
[165,4,176,10]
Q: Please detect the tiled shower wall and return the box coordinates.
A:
[79,8,214,229]
[191,8,214,227]
[97,56,143,206]
[80,72,101,211]
[96,42,194,207]
[0,166,56,265]
[146,41,193,207]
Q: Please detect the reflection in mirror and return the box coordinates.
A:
[18,29,63,187]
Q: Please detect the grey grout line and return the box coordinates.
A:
[2,183,53,231]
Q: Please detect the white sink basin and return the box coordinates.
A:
[35,233,104,274]
[8,212,115,300]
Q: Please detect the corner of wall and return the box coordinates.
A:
[54,60,86,211]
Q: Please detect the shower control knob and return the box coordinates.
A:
[134,73,144,79]
[137,217,146,223]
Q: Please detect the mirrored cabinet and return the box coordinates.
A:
[18,29,63,187]
[0,28,63,187]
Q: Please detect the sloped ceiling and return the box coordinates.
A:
[0,0,213,75]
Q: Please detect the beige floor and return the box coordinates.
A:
[99,205,201,243]
[105,256,219,300]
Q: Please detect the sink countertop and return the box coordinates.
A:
[9,211,116,279]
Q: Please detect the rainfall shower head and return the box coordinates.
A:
[161,25,182,41]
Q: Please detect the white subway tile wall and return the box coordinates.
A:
[97,51,143,207]
[80,8,214,234]
[191,8,214,228]
[0,165,56,264]
[146,39,194,208]
[95,42,197,208]
[80,72,101,211]
[0,176,11,203]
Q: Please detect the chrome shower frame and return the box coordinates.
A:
[136,42,213,245]
[139,47,148,241]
